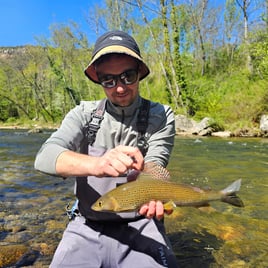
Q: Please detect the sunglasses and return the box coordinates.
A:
[97,69,139,88]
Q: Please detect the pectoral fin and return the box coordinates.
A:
[198,206,217,213]
[163,201,176,211]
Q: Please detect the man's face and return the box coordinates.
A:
[95,54,140,107]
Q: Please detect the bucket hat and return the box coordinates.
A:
[84,30,150,83]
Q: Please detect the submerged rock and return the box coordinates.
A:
[0,245,28,267]
[14,249,40,267]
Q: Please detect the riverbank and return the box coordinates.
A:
[0,122,59,131]
[2,113,268,138]
[1,123,267,138]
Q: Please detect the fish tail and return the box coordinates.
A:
[220,179,244,207]
[221,193,244,207]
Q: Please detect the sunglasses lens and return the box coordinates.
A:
[121,70,138,85]
[99,75,116,88]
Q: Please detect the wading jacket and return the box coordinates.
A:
[34,95,175,221]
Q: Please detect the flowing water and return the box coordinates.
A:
[0,130,267,267]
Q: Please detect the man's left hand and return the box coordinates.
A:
[139,200,173,220]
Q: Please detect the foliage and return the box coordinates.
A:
[249,31,268,79]
[0,0,267,132]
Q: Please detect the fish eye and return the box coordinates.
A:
[98,201,102,207]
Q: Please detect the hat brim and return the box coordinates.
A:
[84,45,150,84]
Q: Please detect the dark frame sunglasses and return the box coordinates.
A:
[97,69,139,88]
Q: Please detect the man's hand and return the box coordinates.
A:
[95,145,144,177]
[56,145,143,178]
[139,200,173,220]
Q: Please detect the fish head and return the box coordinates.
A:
[91,195,121,212]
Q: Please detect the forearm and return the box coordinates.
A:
[55,150,98,177]
[34,105,89,176]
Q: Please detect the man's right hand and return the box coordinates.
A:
[94,145,144,177]
[56,145,144,178]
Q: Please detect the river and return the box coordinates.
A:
[0,129,267,267]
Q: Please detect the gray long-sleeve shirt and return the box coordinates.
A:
[35,95,175,175]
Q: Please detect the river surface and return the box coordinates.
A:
[0,129,267,267]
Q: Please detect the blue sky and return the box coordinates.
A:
[0,0,100,47]
[0,0,263,47]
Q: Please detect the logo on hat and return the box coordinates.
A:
[109,35,123,41]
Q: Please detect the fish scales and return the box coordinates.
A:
[118,179,210,206]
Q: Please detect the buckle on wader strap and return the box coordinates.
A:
[66,199,81,220]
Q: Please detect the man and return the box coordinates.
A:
[35,30,177,267]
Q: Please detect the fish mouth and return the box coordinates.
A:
[91,205,102,211]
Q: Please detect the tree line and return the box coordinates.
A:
[0,0,267,131]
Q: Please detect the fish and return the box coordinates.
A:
[91,167,244,213]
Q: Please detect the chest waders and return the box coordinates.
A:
[66,98,150,221]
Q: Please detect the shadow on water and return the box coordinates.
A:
[168,230,223,268]
[0,130,268,267]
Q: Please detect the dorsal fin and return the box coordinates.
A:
[142,162,170,181]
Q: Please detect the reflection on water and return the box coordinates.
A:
[169,137,268,219]
[167,137,268,267]
[0,130,267,267]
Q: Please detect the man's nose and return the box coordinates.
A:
[116,80,126,92]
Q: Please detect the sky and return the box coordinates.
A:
[0,0,100,47]
[0,0,263,47]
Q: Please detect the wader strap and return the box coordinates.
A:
[86,97,150,156]
[86,98,107,146]
[136,98,150,156]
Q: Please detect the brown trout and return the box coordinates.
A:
[91,173,244,212]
